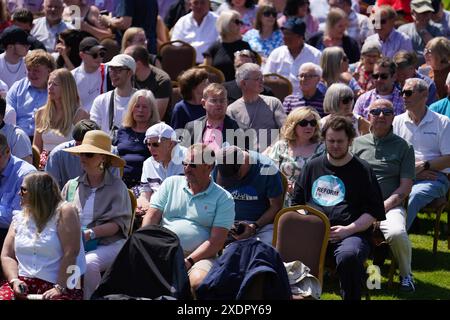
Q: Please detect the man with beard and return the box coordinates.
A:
[291,115,385,300]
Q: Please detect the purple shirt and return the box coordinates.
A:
[353,87,405,119]
[365,29,413,59]
[282,89,325,117]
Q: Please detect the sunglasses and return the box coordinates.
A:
[298,73,318,80]
[182,161,198,169]
[88,50,106,59]
[234,19,244,25]
[341,96,354,104]
[369,108,394,116]
[372,73,390,80]
[401,89,414,97]
[297,119,317,127]
[263,11,277,18]
[146,142,161,148]
[80,153,95,158]
[371,19,387,25]
[20,186,27,196]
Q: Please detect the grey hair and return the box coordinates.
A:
[299,63,323,78]
[235,63,261,84]
[404,78,429,93]
[323,83,354,114]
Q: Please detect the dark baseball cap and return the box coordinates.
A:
[0,26,33,46]
[281,17,306,37]
[79,37,105,54]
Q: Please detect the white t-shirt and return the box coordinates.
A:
[72,63,108,112]
[171,11,219,64]
[90,88,136,133]
[263,44,322,95]
[0,53,27,89]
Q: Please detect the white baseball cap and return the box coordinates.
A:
[144,123,178,143]
[106,54,136,74]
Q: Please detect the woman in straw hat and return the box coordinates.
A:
[0,172,85,300]
[61,130,131,300]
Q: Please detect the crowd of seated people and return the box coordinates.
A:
[0,0,449,301]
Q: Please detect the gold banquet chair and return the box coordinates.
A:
[158,40,196,81]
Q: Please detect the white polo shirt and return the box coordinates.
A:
[393,109,450,169]
[263,44,322,95]
[171,11,219,64]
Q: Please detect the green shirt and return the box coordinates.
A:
[352,129,415,201]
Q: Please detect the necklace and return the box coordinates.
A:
[4,58,23,74]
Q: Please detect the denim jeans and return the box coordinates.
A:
[406,172,450,231]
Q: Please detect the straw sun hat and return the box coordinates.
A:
[64,130,125,167]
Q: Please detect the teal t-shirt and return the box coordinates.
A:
[429,97,450,119]
[150,176,235,253]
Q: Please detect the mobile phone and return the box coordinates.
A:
[235,222,246,235]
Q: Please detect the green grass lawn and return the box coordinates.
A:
[321,212,450,300]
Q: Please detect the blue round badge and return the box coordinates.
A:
[311,175,345,206]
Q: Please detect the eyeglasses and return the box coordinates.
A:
[298,73,318,80]
[234,19,244,25]
[182,161,198,169]
[87,50,106,59]
[369,108,394,116]
[424,48,432,55]
[244,76,264,82]
[234,49,254,59]
[297,119,317,127]
[341,96,354,104]
[401,89,414,97]
[146,142,161,148]
[371,19,387,25]
[80,153,95,158]
[372,73,390,80]
[20,186,27,196]
[263,11,277,18]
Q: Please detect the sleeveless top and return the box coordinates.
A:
[13,208,86,284]
[42,128,73,152]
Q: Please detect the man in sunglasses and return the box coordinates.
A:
[365,5,413,59]
[292,116,385,300]
[353,57,405,120]
[352,99,416,292]
[142,143,235,293]
[213,145,283,245]
[137,123,186,217]
[72,37,108,113]
[0,133,36,256]
[393,78,450,232]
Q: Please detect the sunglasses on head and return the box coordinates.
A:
[341,96,353,104]
[297,119,317,127]
[369,108,394,116]
[263,11,277,18]
[182,161,198,169]
[372,73,390,80]
[401,89,414,97]
[80,153,95,158]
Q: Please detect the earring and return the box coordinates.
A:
[99,162,105,171]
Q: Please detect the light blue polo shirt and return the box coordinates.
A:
[150,175,235,253]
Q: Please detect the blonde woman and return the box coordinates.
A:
[113,89,160,189]
[320,46,362,96]
[203,10,253,81]
[265,107,324,205]
[0,172,85,300]
[33,68,89,167]
[321,83,369,136]
[121,27,161,67]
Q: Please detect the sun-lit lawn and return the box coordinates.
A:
[321,212,450,300]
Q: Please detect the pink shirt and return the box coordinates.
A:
[202,121,223,152]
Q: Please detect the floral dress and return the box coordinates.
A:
[266,140,325,206]
[243,28,284,58]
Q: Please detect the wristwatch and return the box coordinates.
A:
[87,228,96,240]
[424,161,430,170]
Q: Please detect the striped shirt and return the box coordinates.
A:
[282,90,325,117]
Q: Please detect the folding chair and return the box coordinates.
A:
[263,73,293,102]
[272,205,330,299]
[159,40,196,81]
